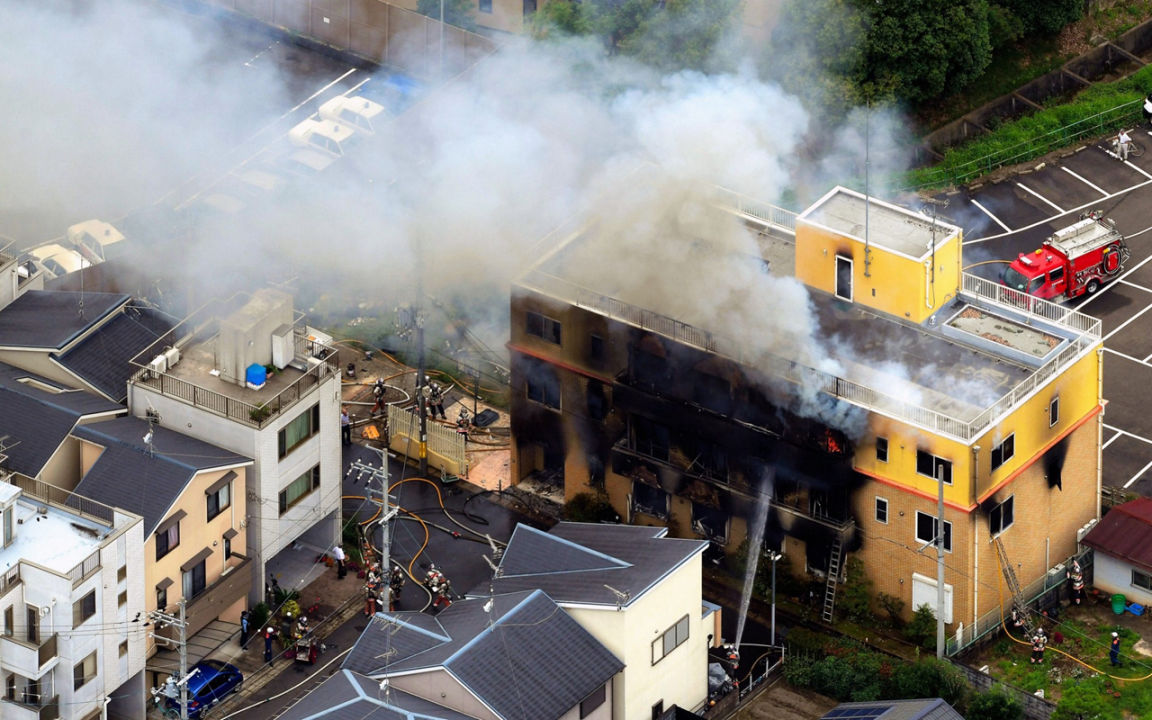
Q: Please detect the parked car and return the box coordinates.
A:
[318,95,388,135]
[24,242,90,280]
[163,660,243,719]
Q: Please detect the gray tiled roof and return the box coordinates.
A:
[54,306,173,402]
[823,698,964,720]
[72,416,251,536]
[0,291,127,350]
[0,363,123,477]
[485,522,707,607]
[279,669,479,720]
[344,590,622,720]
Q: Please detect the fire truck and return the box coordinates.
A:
[1001,210,1129,302]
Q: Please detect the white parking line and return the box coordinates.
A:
[1103,430,1124,449]
[1102,302,1152,342]
[1016,183,1064,213]
[1125,458,1152,488]
[286,68,357,115]
[1120,279,1152,294]
[1060,166,1109,196]
[969,199,1012,233]
[345,77,370,95]
[1127,159,1152,180]
[1104,346,1152,370]
[1103,424,1152,446]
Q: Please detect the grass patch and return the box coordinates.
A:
[905,64,1152,189]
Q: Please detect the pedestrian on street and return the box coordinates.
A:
[264,627,275,663]
[239,610,250,650]
[341,407,352,446]
[332,544,347,579]
[1110,632,1122,666]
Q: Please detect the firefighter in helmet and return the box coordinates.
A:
[1067,560,1085,605]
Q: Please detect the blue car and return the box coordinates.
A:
[163,660,243,719]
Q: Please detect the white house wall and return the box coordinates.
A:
[566,552,708,720]
[1092,554,1152,607]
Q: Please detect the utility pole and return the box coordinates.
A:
[149,599,189,720]
[416,310,428,477]
[767,551,783,647]
[347,448,399,609]
[439,0,445,79]
[936,465,946,660]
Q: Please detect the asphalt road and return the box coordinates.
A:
[942,127,1152,495]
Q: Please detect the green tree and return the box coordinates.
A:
[839,556,872,622]
[416,0,477,31]
[1051,674,1109,720]
[967,685,1024,720]
[770,0,993,108]
[891,658,968,710]
[531,0,740,73]
[905,602,938,650]
[562,492,619,523]
[993,0,1082,35]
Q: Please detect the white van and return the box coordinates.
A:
[26,243,90,280]
[286,118,358,174]
[318,95,388,135]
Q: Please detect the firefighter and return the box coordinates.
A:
[425,564,453,610]
[423,382,446,419]
[365,563,381,616]
[295,615,310,639]
[1144,92,1152,125]
[1011,607,1025,632]
[1030,632,1045,664]
[456,407,472,439]
[371,378,387,416]
[1067,560,1085,605]
[389,566,406,611]
[264,626,276,663]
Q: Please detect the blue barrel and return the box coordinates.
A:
[246,363,267,387]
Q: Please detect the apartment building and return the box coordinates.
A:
[0,475,146,720]
[508,185,1102,653]
[124,289,342,606]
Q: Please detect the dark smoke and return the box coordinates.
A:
[1043,437,1069,491]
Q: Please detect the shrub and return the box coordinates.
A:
[562,493,619,523]
[877,592,906,628]
[839,557,872,622]
[967,685,1024,720]
[892,658,968,710]
[249,603,270,634]
[786,627,831,657]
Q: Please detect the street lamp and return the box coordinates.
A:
[767,550,784,647]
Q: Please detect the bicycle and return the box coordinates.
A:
[1111,131,1144,159]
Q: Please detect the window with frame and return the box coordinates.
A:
[183,560,207,601]
[74,651,97,691]
[73,589,96,628]
[990,434,1015,472]
[579,683,606,718]
[207,481,231,521]
[479,0,493,13]
[525,310,561,344]
[278,404,321,459]
[119,641,128,659]
[156,585,168,612]
[1134,568,1152,591]
[156,521,180,560]
[989,496,1014,536]
[875,497,888,524]
[1050,396,1060,427]
[280,465,321,515]
[118,590,127,608]
[915,450,952,484]
[589,333,604,365]
[524,358,561,409]
[3,506,11,547]
[915,511,952,552]
[117,565,126,583]
[652,615,690,664]
[224,536,232,560]
[876,437,888,463]
[587,380,606,421]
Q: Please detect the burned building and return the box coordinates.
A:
[508,185,1101,651]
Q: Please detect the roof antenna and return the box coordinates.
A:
[143,415,157,458]
[603,584,630,611]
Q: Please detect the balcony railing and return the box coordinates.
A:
[0,695,59,720]
[714,186,798,234]
[68,550,100,587]
[1,633,58,679]
[520,267,1101,441]
[0,566,20,599]
[7,477,114,526]
[127,297,338,429]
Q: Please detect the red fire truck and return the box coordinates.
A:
[1001,211,1129,302]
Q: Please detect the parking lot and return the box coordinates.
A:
[947,127,1152,495]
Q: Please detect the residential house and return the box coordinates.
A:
[336,589,623,720]
[124,289,342,605]
[69,417,253,689]
[275,669,480,719]
[821,698,965,720]
[0,361,124,487]
[508,185,1102,653]
[0,290,174,403]
[0,473,146,720]
[479,522,712,719]
[1081,497,1152,607]
[0,246,42,308]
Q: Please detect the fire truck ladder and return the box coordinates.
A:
[994,537,1035,639]
[822,536,843,623]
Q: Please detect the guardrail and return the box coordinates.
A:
[521,269,1099,441]
[68,550,101,587]
[0,566,19,599]
[963,273,1102,337]
[714,187,798,234]
[8,477,115,526]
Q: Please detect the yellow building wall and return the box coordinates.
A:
[794,220,961,325]
[852,415,975,508]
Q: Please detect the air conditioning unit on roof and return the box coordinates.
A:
[148,355,167,375]
[164,347,181,368]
